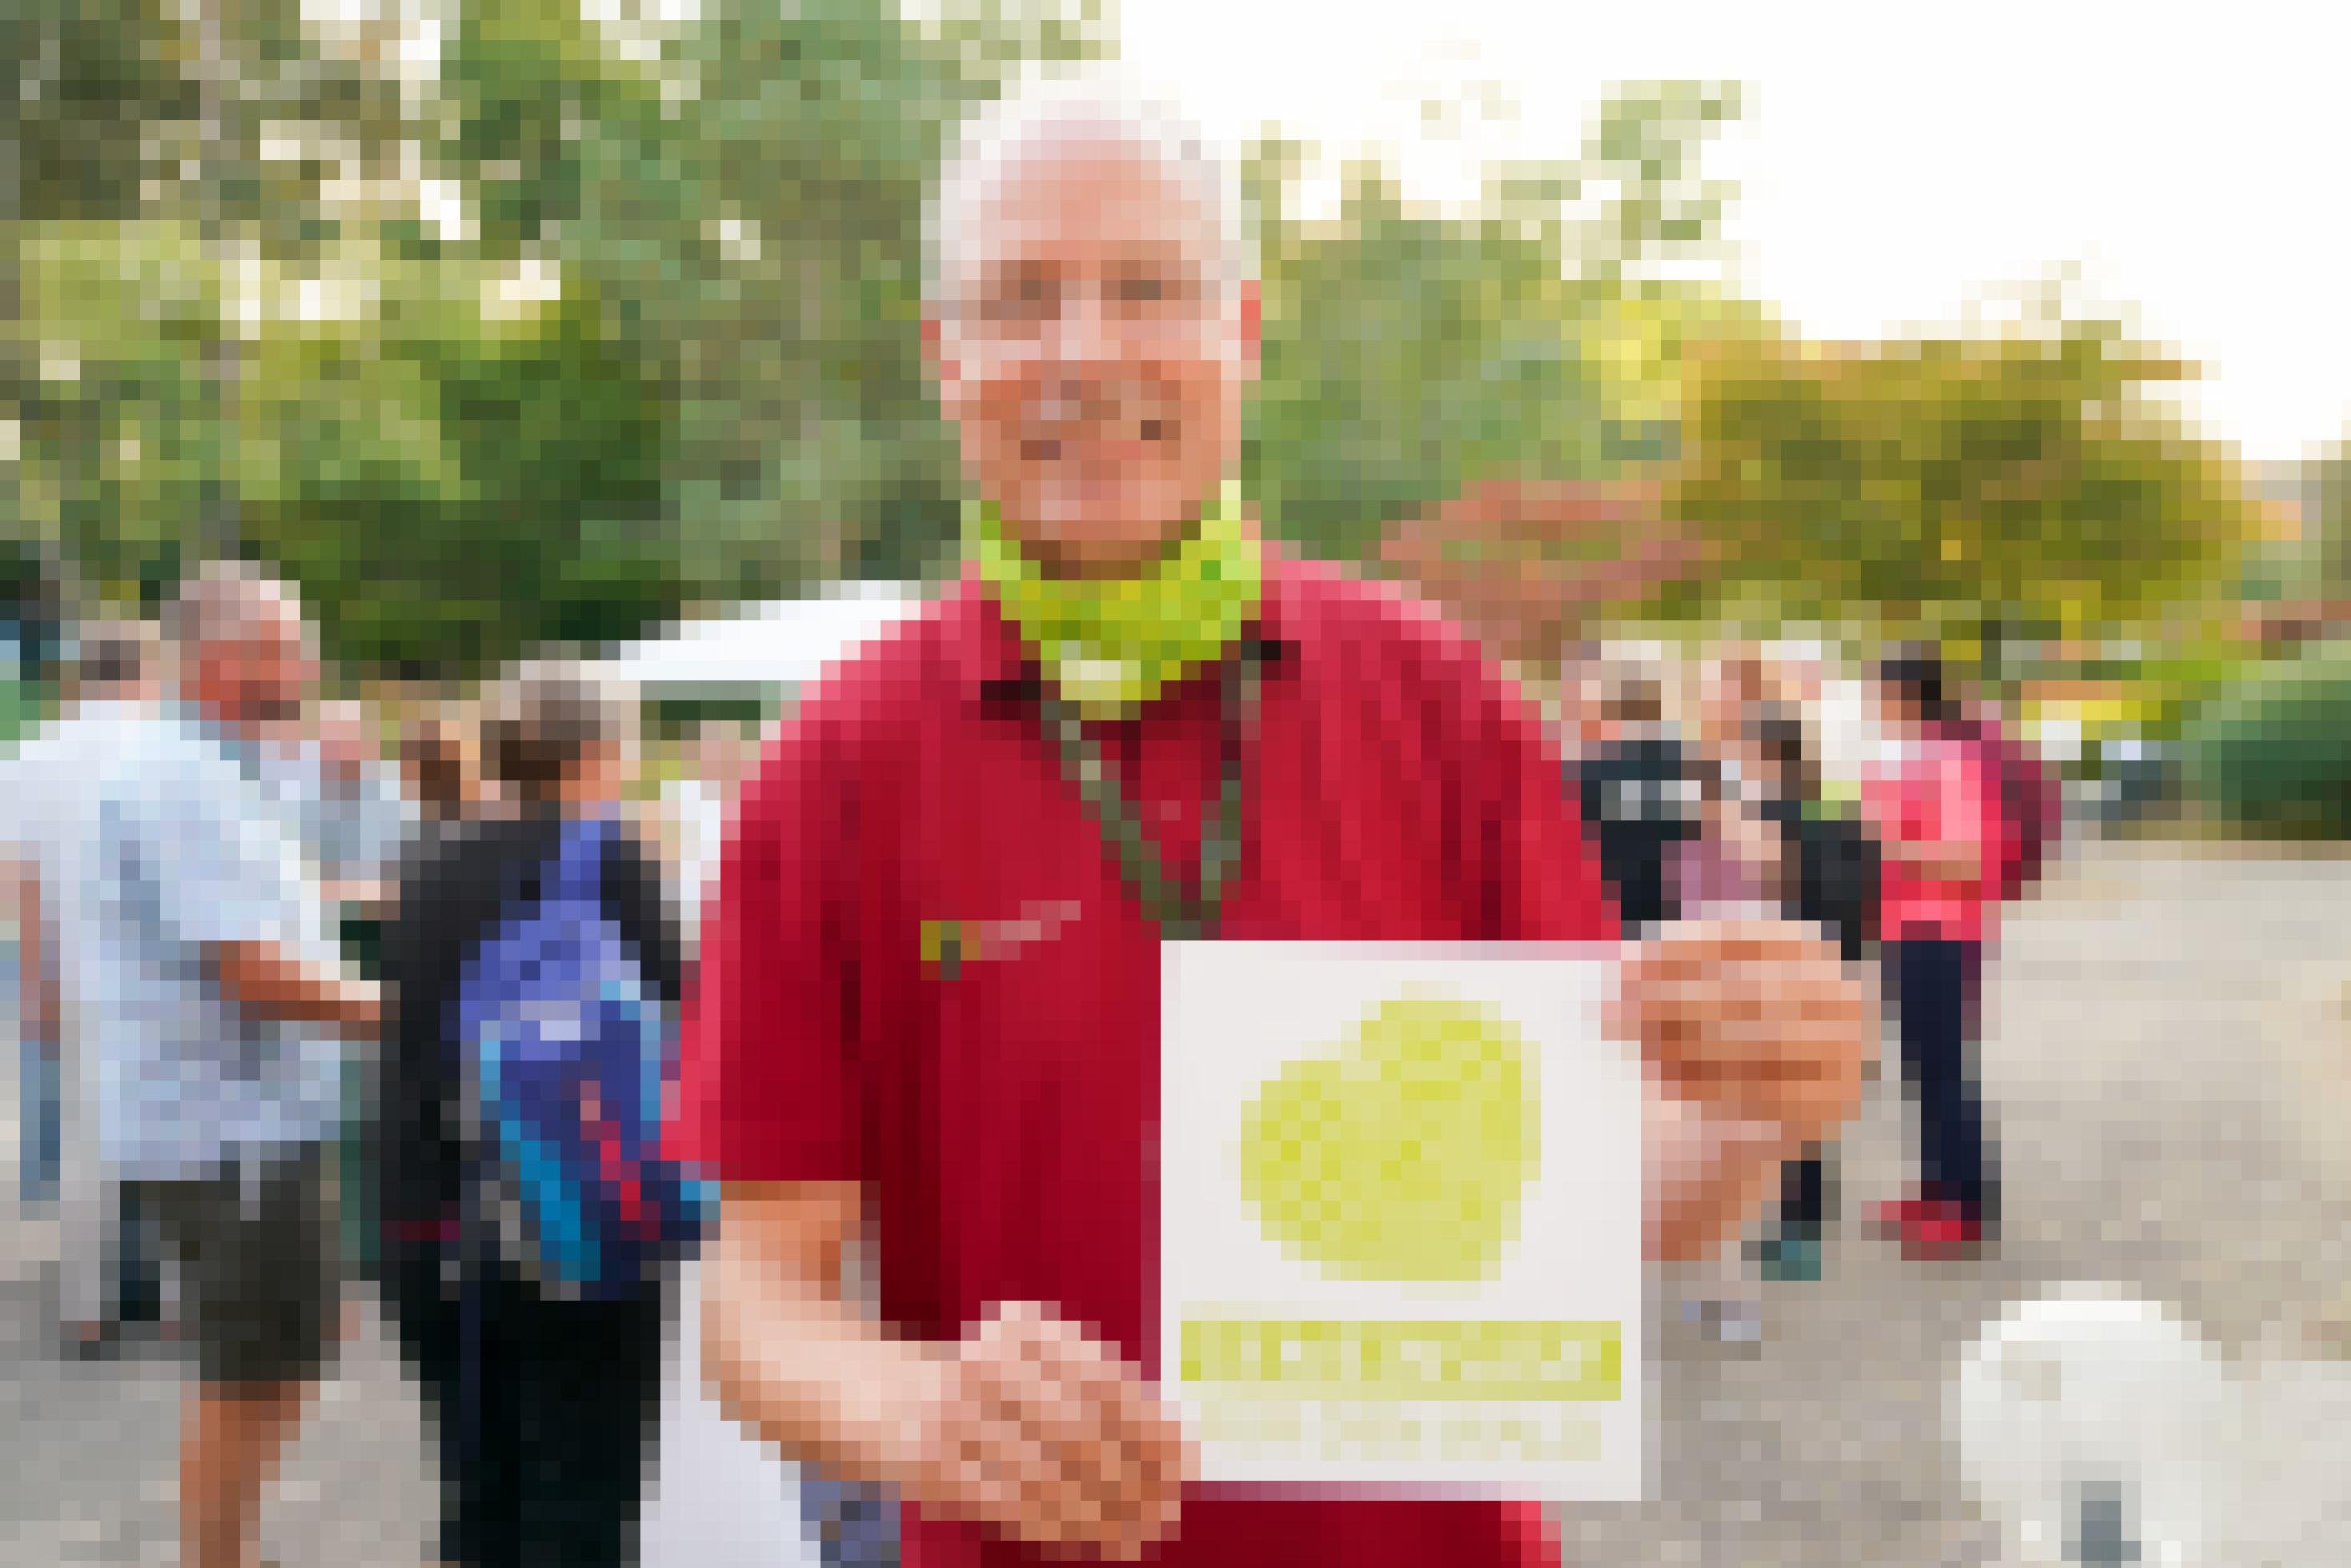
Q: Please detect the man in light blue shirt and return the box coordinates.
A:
[12,563,381,1568]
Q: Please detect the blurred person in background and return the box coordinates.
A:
[376,670,690,1568]
[1864,645,2003,1260]
[259,694,413,944]
[6,618,171,1352]
[1739,710,1882,1285]
[1571,656,1704,938]
[14,563,383,1568]
[1695,640,1771,763]
[397,708,495,855]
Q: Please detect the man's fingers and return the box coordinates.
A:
[1632,976,1865,1059]
[1619,921,1872,1139]
[961,1305,1184,1550]
[1027,1327,1186,1542]
[1642,916,1826,955]
[955,1333,1103,1542]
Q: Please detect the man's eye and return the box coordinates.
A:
[984,277,1053,320]
[1118,275,1169,303]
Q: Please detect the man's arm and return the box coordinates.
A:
[208,940,381,1035]
[1470,656,1867,1262]
[701,1181,947,1486]
[1620,920,1872,1262]
[702,1182,1188,1558]
[6,859,58,1044]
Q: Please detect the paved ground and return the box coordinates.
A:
[1555,840,2351,1567]
[8,835,2351,1566]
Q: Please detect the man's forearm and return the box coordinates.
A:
[7,864,59,1041]
[208,941,383,1034]
[702,1229,949,1496]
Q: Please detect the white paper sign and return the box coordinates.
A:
[1161,943,1643,1501]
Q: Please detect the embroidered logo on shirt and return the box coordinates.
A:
[920,899,1085,980]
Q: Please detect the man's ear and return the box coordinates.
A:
[1238,279,1262,383]
[923,313,959,415]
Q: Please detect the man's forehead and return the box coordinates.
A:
[211,592,306,651]
[964,136,1220,267]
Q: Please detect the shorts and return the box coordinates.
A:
[129,1148,339,1387]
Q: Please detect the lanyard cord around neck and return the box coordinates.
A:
[1034,639,1266,941]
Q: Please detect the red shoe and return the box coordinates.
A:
[1873,1195,1984,1260]
[1869,1196,1926,1231]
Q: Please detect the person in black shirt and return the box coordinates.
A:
[375,672,682,1568]
[1571,664,1705,937]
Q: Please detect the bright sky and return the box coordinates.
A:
[1109,0,2351,464]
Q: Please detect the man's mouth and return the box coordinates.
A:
[1021,417,1172,465]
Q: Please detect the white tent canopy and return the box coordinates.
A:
[584,583,927,697]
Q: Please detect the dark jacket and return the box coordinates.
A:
[1760,796,1881,963]
[1574,736,1705,937]
[371,808,682,1262]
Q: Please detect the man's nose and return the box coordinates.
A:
[1043,285,1118,367]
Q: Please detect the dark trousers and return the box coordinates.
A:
[1776,1145,1829,1231]
[117,1185,166,1325]
[389,1256,666,1568]
[1885,938,1996,1217]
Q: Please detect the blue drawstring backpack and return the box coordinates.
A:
[454,814,710,1300]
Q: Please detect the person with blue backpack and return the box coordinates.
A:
[375,670,703,1568]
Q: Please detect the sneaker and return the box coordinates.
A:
[1868,1195,1931,1233]
[1751,1225,1823,1283]
[1876,1196,1986,1261]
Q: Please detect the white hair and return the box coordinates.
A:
[162,559,303,652]
[925,66,1251,311]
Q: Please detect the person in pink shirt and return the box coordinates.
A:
[1862,647,2003,1258]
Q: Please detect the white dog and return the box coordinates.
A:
[1953,1285,2237,1566]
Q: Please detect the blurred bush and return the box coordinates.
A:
[2183,642,2351,838]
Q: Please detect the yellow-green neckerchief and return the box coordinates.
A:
[967,480,1265,719]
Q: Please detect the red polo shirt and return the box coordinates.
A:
[675,549,1616,1568]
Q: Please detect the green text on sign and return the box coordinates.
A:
[1180,1318,1623,1402]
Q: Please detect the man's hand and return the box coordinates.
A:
[208,940,383,1035]
[1616,920,1871,1260]
[704,1189,1191,1561]
[916,1301,1191,1559]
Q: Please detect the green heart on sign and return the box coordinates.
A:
[1238,993,1540,1282]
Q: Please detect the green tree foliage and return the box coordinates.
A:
[6,0,1097,677]
[1667,299,2259,656]
[2293,439,2351,597]
[1245,153,1600,563]
[1242,82,1747,563]
[422,0,1101,610]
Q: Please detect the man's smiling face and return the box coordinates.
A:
[930,128,1258,579]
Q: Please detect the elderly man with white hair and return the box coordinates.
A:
[10,563,382,1568]
[678,73,1868,1568]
